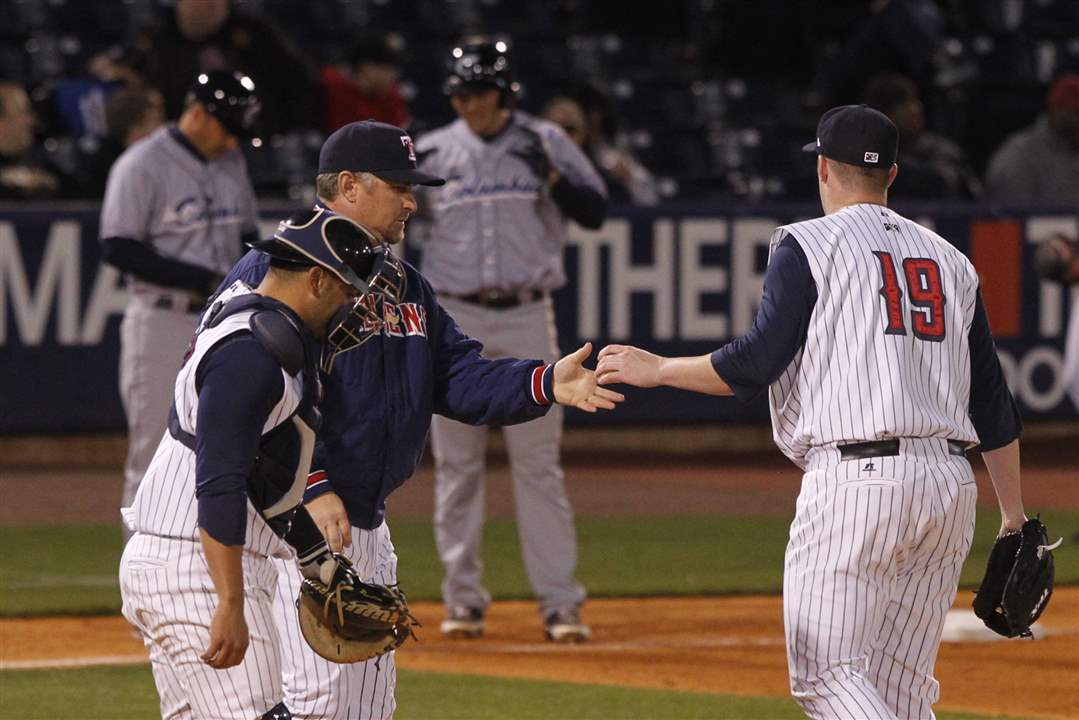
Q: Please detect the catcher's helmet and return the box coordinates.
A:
[250,207,407,372]
[442,37,521,99]
[186,70,261,140]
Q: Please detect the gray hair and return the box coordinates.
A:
[316,171,376,201]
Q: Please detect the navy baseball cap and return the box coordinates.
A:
[318,121,445,186]
[802,104,898,168]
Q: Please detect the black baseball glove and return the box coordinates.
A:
[510,126,552,183]
[972,516,1061,638]
[297,554,418,663]
[1032,233,1079,283]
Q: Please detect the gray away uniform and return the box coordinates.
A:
[99,125,258,537]
[414,111,607,618]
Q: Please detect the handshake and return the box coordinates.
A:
[551,342,698,414]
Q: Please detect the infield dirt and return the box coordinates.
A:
[3,590,1078,719]
[2,431,1077,718]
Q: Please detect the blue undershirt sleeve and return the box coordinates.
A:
[967,289,1023,450]
[710,234,818,404]
[194,333,285,546]
[101,236,220,293]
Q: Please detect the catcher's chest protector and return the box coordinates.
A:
[169,290,323,535]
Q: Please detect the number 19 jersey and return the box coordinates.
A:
[768,203,981,467]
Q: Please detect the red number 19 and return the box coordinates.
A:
[872,252,947,342]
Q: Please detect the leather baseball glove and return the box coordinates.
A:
[297,554,418,663]
[1032,233,1079,283]
[972,516,1062,638]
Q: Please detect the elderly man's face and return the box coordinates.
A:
[333,173,417,246]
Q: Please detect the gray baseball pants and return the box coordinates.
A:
[430,295,585,618]
[119,299,200,540]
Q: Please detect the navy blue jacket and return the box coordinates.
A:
[218,250,554,529]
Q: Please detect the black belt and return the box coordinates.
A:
[447,289,544,309]
[151,295,204,314]
[838,438,967,460]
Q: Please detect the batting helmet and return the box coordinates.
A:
[186,70,261,140]
[442,37,521,100]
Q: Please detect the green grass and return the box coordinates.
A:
[0,665,1032,720]
[2,510,1077,615]
[0,665,160,719]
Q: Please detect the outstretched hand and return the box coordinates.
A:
[595,344,663,388]
[553,342,625,412]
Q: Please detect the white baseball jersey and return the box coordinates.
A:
[119,284,321,719]
[122,285,301,560]
[707,202,1021,720]
[767,203,981,468]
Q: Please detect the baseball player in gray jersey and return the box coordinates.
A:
[414,37,608,642]
[100,70,261,541]
[597,105,1029,719]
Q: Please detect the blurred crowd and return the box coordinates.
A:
[1,0,1077,206]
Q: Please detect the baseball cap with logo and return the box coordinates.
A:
[802,104,898,168]
[318,120,445,186]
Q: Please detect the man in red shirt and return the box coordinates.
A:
[322,33,410,133]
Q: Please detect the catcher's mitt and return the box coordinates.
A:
[1032,233,1079,283]
[972,516,1062,638]
[297,554,418,663]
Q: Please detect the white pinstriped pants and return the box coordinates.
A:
[785,440,978,720]
[271,522,399,720]
[120,533,284,720]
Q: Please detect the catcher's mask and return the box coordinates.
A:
[250,207,406,372]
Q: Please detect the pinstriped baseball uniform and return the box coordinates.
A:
[270,522,399,720]
[712,201,1020,720]
[120,284,304,720]
[101,125,258,541]
[767,204,981,464]
[771,204,980,719]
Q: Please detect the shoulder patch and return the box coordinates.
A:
[250,309,306,375]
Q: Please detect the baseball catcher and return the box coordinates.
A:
[297,553,418,663]
[972,516,1062,638]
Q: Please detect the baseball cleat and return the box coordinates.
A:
[440,606,485,639]
[544,608,590,643]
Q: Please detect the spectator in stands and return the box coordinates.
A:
[816,0,945,108]
[544,93,660,205]
[322,32,410,133]
[132,0,317,135]
[47,46,147,142]
[863,73,980,199]
[81,86,165,197]
[985,74,1079,206]
[0,82,66,199]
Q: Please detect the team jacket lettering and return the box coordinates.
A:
[218,250,551,529]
